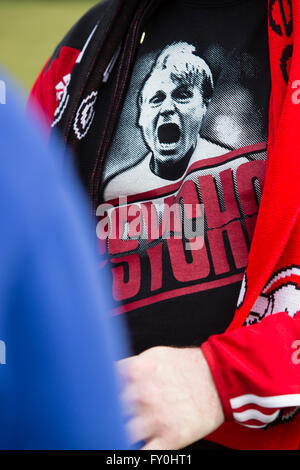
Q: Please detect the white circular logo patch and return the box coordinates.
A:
[73,91,98,140]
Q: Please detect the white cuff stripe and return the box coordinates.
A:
[230,393,300,409]
[233,409,280,423]
[241,423,267,429]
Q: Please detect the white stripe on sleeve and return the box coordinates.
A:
[230,394,300,410]
[233,409,280,424]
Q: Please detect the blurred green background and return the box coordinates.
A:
[1,0,98,93]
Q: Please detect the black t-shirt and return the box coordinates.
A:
[98,0,270,355]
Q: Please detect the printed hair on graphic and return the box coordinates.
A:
[139,42,214,108]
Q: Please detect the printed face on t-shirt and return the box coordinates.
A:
[138,68,207,166]
[137,42,213,172]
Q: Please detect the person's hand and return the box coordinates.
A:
[118,346,225,450]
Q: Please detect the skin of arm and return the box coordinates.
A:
[118,346,224,450]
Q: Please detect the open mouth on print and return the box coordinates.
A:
[158,123,180,144]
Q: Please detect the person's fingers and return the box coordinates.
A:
[119,379,139,402]
[120,396,138,419]
[115,356,134,374]
[119,379,144,418]
[126,416,155,446]
[115,356,135,379]
[141,438,166,451]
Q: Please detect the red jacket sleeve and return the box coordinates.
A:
[202,311,300,429]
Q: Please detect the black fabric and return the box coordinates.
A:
[113,283,244,355]
[184,439,231,450]
[98,0,270,352]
